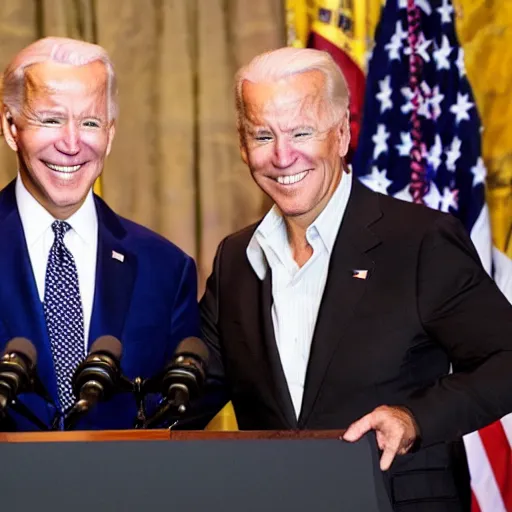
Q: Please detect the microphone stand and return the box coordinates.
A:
[133,377,147,429]
[63,399,91,431]
[141,385,189,429]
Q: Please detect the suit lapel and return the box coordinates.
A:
[235,253,297,429]
[299,181,382,426]
[0,181,58,403]
[261,271,298,428]
[88,197,136,349]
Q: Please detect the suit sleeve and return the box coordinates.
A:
[168,255,201,353]
[200,240,228,389]
[403,214,512,446]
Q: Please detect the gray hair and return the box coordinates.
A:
[1,37,118,121]
[234,47,350,133]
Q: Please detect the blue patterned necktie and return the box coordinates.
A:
[43,220,85,413]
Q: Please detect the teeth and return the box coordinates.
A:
[46,163,82,173]
[276,171,308,185]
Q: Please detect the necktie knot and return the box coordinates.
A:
[51,220,72,243]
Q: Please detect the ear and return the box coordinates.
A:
[106,121,116,156]
[337,111,351,159]
[1,107,19,152]
[239,130,249,165]
[240,143,248,165]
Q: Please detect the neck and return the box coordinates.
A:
[285,218,313,268]
[283,169,344,267]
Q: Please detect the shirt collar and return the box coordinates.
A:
[310,169,352,254]
[247,171,353,280]
[15,174,98,247]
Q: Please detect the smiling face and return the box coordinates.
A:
[240,70,350,227]
[1,60,115,219]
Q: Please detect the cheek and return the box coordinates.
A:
[291,142,321,167]
[80,132,110,157]
[18,130,55,158]
[247,146,273,171]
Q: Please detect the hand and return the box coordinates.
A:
[343,405,419,471]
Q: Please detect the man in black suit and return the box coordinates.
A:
[200,47,512,511]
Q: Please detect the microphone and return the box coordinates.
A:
[0,337,37,415]
[142,337,209,428]
[64,335,123,430]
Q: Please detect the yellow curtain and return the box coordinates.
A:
[454,1,512,256]
[0,0,286,431]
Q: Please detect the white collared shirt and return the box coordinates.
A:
[15,175,98,350]
[246,172,352,418]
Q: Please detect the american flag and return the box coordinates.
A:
[352,1,512,510]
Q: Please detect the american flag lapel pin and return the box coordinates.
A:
[112,250,125,263]
[352,269,368,280]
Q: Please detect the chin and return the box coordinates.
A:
[275,200,313,218]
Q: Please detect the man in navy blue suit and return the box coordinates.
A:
[0,37,200,430]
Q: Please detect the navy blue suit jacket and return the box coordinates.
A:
[0,180,200,430]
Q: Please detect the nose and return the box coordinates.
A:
[55,122,80,155]
[273,137,297,169]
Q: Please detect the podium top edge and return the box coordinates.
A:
[0,429,346,443]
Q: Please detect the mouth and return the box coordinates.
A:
[274,170,309,185]
[44,162,83,174]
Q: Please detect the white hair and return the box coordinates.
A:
[1,37,118,121]
[234,47,350,133]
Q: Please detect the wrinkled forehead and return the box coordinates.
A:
[241,70,331,128]
[23,60,108,102]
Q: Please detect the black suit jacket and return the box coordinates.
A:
[200,179,512,511]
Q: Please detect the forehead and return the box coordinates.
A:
[241,70,328,124]
[23,60,108,101]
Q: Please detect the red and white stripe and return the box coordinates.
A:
[468,200,512,512]
[465,415,512,511]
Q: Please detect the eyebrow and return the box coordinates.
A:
[31,109,106,121]
[33,109,66,116]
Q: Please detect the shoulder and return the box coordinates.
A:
[218,221,260,255]
[95,195,195,267]
[118,216,194,263]
[354,180,455,235]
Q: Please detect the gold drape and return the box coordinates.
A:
[0,0,286,431]
[454,1,512,256]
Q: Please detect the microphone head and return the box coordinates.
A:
[174,337,209,365]
[89,335,122,360]
[72,336,122,400]
[158,337,209,401]
[2,337,37,367]
[0,338,37,405]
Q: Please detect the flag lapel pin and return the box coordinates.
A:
[112,250,125,263]
[352,269,368,280]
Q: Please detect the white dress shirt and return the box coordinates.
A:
[246,172,352,418]
[15,175,98,351]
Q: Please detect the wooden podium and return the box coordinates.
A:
[0,430,393,512]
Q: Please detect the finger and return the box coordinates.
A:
[343,413,374,442]
[376,430,387,451]
[380,444,398,471]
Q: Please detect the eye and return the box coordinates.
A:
[255,135,273,142]
[294,130,312,138]
[83,120,101,128]
[42,118,61,126]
